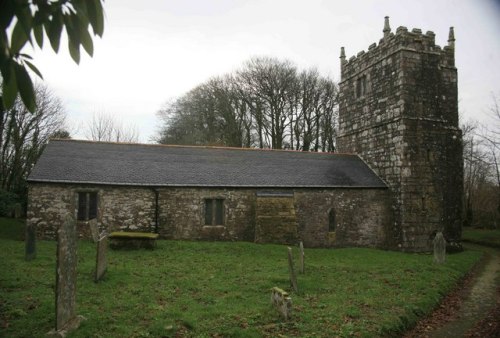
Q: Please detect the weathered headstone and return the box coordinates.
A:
[89,219,99,243]
[299,241,305,274]
[25,223,36,261]
[95,235,108,282]
[13,203,22,219]
[271,287,292,320]
[47,213,85,336]
[287,247,298,292]
[433,231,446,264]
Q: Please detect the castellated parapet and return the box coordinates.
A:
[337,17,463,252]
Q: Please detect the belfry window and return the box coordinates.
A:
[356,75,367,98]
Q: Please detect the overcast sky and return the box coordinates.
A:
[31,0,500,142]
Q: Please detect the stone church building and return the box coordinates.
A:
[27,18,462,252]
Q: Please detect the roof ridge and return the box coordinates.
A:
[49,138,358,156]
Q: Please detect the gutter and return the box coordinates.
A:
[152,188,159,234]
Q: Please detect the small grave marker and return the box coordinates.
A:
[95,235,108,282]
[299,241,305,274]
[287,247,298,292]
[13,203,22,219]
[89,219,99,243]
[271,287,292,320]
[25,223,36,261]
[433,231,446,264]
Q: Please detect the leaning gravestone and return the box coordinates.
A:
[47,213,85,337]
[299,241,305,274]
[287,247,298,292]
[433,231,446,264]
[89,219,99,243]
[25,223,36,261]
[94,235,108,282]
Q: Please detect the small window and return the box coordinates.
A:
[328,209,336,232]
[77,192,98,221]
[356,75,367,98]
[205,198,224,225]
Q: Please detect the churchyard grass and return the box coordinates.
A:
[0,218,481,337]
[462,228,500,248]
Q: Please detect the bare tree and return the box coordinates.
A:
[0,83,66,211]
[461,94,500,228]
[154,56,339,152]
[478,94,500,223]
[85,112,139,143]
[237,57,297,149]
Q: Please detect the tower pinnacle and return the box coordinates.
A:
[448,26,455,48]
[383,16,391,39]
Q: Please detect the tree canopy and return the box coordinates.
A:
[156,57,339,152]
[0,0,104,112]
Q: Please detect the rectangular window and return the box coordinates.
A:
[356,75,367,98]
[204,198,224,225]
[77,192,98,221]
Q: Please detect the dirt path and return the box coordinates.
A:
[405,244,500,338]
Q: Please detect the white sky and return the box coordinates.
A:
[31,0,500,142]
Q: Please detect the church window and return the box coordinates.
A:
[328,208,337,232]
[205,198,224,225]
[77,192,98,221]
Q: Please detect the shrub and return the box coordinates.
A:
[0,189,19,217]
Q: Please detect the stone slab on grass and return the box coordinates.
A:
[109,231,159,250]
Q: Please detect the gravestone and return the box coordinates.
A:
[299,241,305,274]
[270,287,292,320]
[287,247,298,292]
[433,231,446,264]
[13,203,22,219]
[25,223,36,261]
[48,213,85,336]
[89,219,99,243]
[95,235,108,282]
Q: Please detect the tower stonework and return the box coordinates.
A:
[337,18,463,252]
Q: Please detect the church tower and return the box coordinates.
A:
[337,17,463,251]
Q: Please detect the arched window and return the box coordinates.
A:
[328,209,336,232]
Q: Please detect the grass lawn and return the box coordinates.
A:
[0,218,482,337]
[462,228,500,248]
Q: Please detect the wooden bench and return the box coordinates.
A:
[109,231,159,250]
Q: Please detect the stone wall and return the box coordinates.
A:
[337,19,462,251]
[156,187,256,241]
[28,184,156,239]
[255,193,298,245]
[28,183,391,248]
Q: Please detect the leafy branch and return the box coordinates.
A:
[0,0,104,112]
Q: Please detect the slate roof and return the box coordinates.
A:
[27,140,387,188]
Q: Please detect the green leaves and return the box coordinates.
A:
[1,59,36,113]
[47,9,63,53]
[87,0,105,37]
[10,20,30,54]
[2,61,18,110]
[0,0,105,112]
[14,62,36,112]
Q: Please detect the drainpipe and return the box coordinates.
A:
[152,188,159,234]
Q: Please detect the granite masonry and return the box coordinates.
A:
[28,184,391,248]
[27,18,462,252]
[337,17,462,251]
